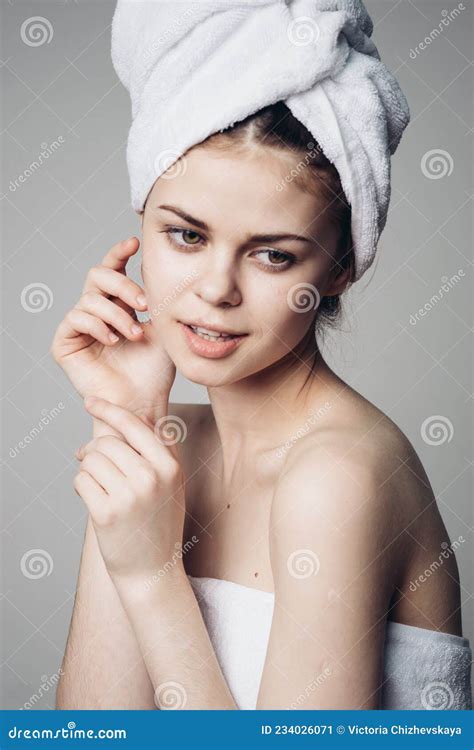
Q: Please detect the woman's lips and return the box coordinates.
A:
[179,322,247,359]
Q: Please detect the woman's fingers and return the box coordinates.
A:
[73,470,108,518]
[82,264,147,310]
[77,292,145,341]
[81,238,146,324]
[76,435,148,478]
[79,450,126,495]
[84,237,140,284]
[84,397,176,469]
[56,308,122,345]
[99,236,140,274]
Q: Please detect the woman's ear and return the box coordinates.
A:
[324,264,351,297]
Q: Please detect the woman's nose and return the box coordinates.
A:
[193,262,242,307]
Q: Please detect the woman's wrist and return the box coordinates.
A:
[110,562,188,610]
[108,563,237,709]
[90,397,170,436]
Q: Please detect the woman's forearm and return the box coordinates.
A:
[56,419,156,709]
[65,403,235,708]
[113,568,238,709]
[56,517,157,709]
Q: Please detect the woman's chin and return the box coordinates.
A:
[175,359,243,388]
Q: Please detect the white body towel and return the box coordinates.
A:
[188,575,472,710]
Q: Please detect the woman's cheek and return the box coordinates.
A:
[257,280,310,347]
[142,244,196,308]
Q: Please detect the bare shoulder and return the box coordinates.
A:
[280,390,434,518]
[270,387,464,629]
[271,392,436,582]
[268,406,411,635]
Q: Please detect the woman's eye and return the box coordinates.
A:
[165,228,203,247]
[255,249,295,271]
[163,229,295,271]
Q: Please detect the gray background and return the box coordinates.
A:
[1,0,472,709]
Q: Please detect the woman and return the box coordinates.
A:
[52,1,471,711]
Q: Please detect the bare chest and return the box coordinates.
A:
[181,446,286,592]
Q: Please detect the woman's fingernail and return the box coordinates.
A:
[84,395,96,408]
[109,333,119,343]
[136,293,147,306]
[125,236,136,247]
[131,323,142,335]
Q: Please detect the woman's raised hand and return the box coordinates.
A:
[51,237,176,422]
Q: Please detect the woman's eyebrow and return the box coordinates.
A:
[156,204,315,244]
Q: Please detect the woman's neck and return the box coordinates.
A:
[207,337,338,482]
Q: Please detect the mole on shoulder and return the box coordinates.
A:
[254,571,259,577]
[226,503,230,509]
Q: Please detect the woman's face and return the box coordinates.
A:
[140,144,345,387]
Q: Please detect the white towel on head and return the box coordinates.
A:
[111,0,410,282]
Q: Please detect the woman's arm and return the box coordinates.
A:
[107,440,395,711]
[55,419,156,709]
[67,396,400,710]
[112,571,238,709]
[67,397,237,709]
[256,444,399,709]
